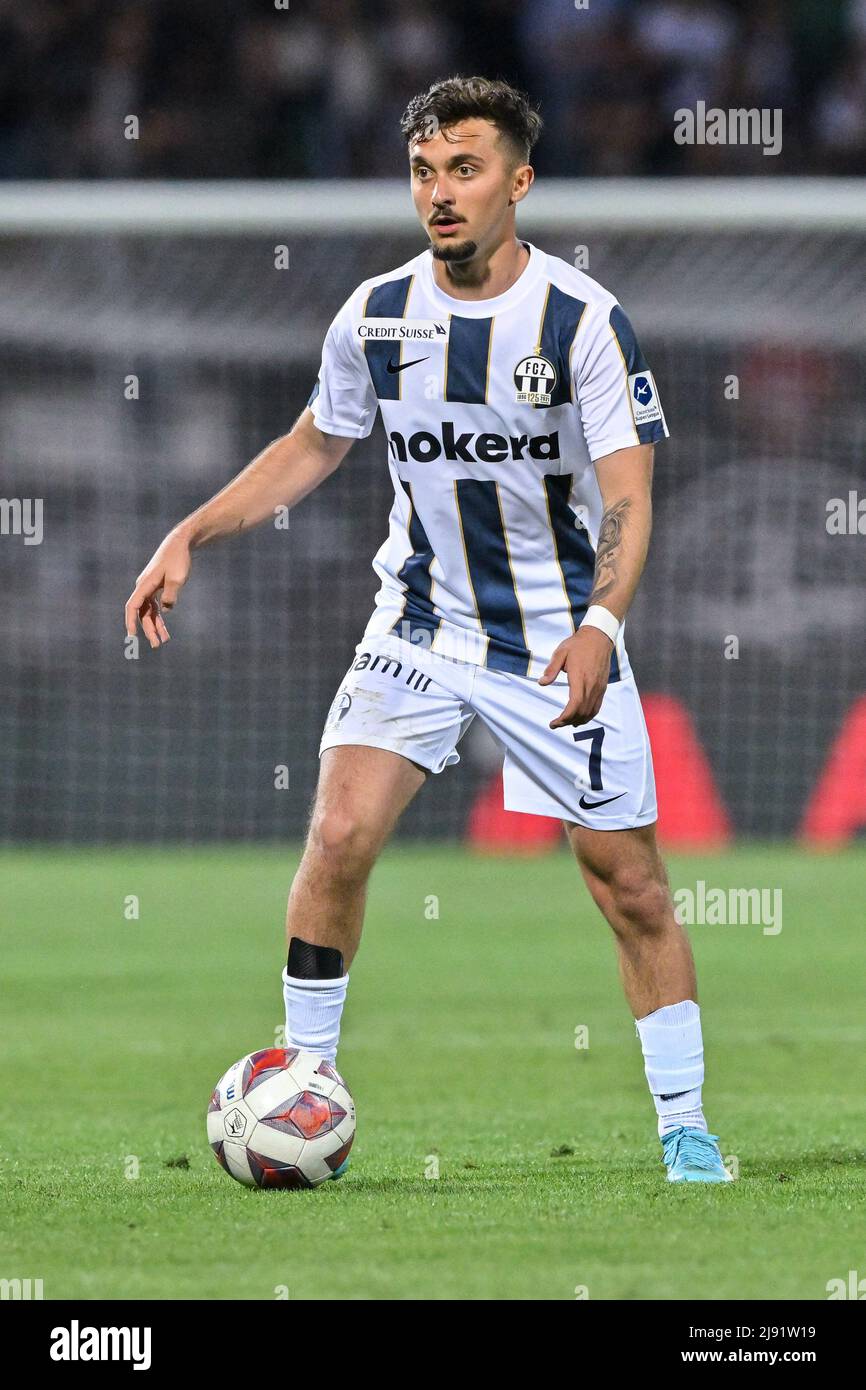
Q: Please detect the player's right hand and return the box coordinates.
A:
[124,530,192,649]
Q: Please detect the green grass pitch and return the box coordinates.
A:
[2,844,864,1301]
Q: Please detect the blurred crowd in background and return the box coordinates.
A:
[1,0,865,179]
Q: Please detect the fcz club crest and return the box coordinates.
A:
[514,354,556,406]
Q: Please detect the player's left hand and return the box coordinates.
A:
[538,627,612,728]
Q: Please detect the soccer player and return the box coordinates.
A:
[125,77,730,1184]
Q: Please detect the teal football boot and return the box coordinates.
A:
[662,1126,733,1183]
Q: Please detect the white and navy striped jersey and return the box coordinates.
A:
[307,240,668,680]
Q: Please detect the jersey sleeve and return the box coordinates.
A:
[572,302,669,461]
[307,297,378,439]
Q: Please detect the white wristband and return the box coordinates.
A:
[580,604,620,645]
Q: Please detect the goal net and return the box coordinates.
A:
[2,180,864,843]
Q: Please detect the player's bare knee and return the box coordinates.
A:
[306,808,379,879]
[607,868,670,933]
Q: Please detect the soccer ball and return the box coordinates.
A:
[206,1048,355,1189]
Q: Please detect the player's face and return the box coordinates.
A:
[409,118,532,264]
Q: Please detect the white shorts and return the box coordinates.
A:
[319,632,657,829]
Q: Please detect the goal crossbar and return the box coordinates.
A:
[1,179,865,234]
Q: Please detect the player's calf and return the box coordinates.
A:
[566,823,731,1179]
[282,744,426,1065]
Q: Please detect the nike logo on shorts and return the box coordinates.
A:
[578,792,626,810]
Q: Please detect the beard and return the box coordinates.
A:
[430,237,478,263]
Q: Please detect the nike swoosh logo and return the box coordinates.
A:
[578,792,626,810]
[386,356,428,374]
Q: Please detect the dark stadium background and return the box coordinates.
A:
[2,0,864,178]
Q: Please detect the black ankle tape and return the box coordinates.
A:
[287,937,345,980]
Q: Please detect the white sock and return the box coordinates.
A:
[281,969,349,1065]
[635,998,707,1138]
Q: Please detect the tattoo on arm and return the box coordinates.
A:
[589,497,630,606]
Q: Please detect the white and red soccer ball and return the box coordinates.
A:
[207,1048,355,1189]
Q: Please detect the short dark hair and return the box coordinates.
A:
[400,76,542,165]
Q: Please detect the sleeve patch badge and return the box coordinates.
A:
[628,372,663,425]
